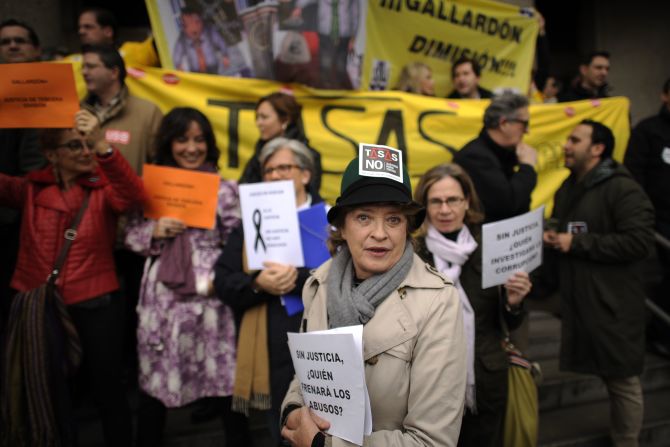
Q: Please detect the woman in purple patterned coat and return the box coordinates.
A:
[125,107,251,446]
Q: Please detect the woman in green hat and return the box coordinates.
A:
[280,148,467,447]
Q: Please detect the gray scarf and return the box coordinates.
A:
[326,242,414,329]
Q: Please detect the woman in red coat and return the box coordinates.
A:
[0,110,144,447]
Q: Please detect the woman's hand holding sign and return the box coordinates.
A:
[254,261,298,296]
[153,217,186,239]
[282,406,330,447]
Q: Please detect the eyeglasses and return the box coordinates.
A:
[262,164,300,176]
[508,118,530,129]
[427,197,466,208]
[0,37,30,46]
[56,140,94,152]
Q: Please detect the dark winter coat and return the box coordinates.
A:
[238,123,323,196]
[213,196,324,416]
[557,82,609,102]
[453,131,537,223]
[416,232,525,446]
[447,86,494,100]
[624,106,670,229]
[545,159,654,378]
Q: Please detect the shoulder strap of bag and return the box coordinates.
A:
[48,190,91,285]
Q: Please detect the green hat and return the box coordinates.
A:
[327,144,425,230]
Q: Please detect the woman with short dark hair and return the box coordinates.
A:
[239,92,323,196]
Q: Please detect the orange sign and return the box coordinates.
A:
[143,164,221,229]
[0,63,79,128]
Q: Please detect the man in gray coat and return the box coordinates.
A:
[543,120,655,447]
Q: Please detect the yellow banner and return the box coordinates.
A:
[62,63,629,214]
[362,0,540,96]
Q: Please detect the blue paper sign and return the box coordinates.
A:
[281,203,331,316]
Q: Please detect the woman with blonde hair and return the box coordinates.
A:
[394,61,435,96]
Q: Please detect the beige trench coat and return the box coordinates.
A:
[282,254,466,446]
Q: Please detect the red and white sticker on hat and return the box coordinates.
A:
[358,143,403,184]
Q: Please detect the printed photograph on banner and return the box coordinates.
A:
[361,0,540,96]
[358,143,403,183]
[145,0,367,89]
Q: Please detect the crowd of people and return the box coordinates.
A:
[0,7,669,447]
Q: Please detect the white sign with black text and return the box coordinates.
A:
[239,180,304,270]
[481,206,544,288]
[287,325,371,446]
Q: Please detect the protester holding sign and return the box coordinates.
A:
[215,137,323,446]
[239,91,322,197]
[281,145,466,447]
[122,108,250,447]
[0,110,141,446]
[414,163,531,447]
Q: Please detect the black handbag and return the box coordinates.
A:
[1,190,90,446]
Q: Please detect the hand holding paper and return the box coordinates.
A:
[255,261,298,296]
[153,216,186,239]
[281,407,330,447]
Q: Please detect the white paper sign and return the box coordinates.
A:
[481,206,544,288]
[287,326,369,446]
[239,180,304,270]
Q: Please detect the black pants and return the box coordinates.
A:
[114,249,146,383]
[69,294,132,447]
[136,393,252,447]
[0,221,20,334]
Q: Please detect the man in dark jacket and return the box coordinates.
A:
[558,51,611,102]
[447,56,494,100]
[624,77,670,356]
[453,93,538,223]
[543,120,654,447]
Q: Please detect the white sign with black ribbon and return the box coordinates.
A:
[239,180,304,270]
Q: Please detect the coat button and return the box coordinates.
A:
[398,287,407,299]
[366,355,379,365]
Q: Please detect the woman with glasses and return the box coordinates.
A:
[0,110,141,446]
[124,108,251,447]
[414,163,532,447]
[239,92,323,197]
[215,137,324,446]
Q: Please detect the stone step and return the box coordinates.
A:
[527,311,561,361]
[538,388,670,447]
[537,353,670,411]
